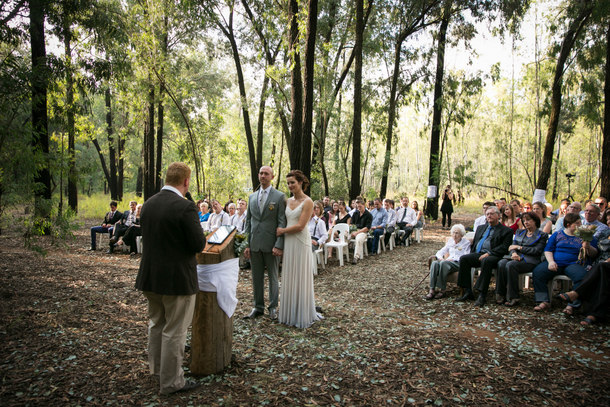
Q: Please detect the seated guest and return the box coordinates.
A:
[108,200,138,253]
[89,201,122,251]
[582,203,609,240]
[116,204,142,254]
[309,201,328,251]
[327,200,351,257]
[411,200,424,229]
[227,202,236,219]
[349,199,372,264]
[199,201,210,223]
[558,262,610,325]
[555,201,583,232]
[231,199,247,233]
[522,202,532,213]
[206,199,230,232]
[545,202,554,221]
[349,199,359,217]
[594,196,608,217]
[473,202,495,231]
[426,224,470,300]
[581,199,594,216]
[494,199,504,211]
[455,206,513,307]
[550,199,570,223]
[495,212,548,307]
[329,202,339,227]
[323,196,332,214]
[532,213,598,314]
[509,199,522,216]
[473,202,493,230]
[368,198,387,255]
[367,200,375,211]
[395,196,417,246]
[383,199,396,246]
[532,201,552,234]
[502,203,522,234]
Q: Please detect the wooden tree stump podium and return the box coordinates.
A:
[190,228,236,375]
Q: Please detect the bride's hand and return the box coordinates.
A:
[276,228,285,236]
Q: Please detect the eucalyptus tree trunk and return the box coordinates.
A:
[536,1,593,192]
[300,0,318,182]
[156,13,168,193]
[601,19,610,199]
[64,22,77,212]
[350,0,364,200]
[288,0,303,173]
[425,5,450,220]
[105,87,119,200]
[29,0,52,218]
[143,84,155,200]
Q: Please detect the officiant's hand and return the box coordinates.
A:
[244,248,250,259]
[272,248,283,257]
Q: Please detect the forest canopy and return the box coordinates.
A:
[0,0,609,222]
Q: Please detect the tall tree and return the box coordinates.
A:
[350,0,365,200]
[300,0,318,182]
[601,18,610,198]
[536,0,594,194]
[288,0,303,174]
[379,0,441,198]
[29,0,51,218]
[425,0,450,220]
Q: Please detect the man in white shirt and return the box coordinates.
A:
[231,199,248,233]
[206,199,230,232]
[395,196,416,246]
[473,201,495,231]
[383,199,397,246]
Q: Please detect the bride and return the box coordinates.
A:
[276,170,322,328]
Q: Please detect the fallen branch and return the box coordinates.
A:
[471,182,522,198]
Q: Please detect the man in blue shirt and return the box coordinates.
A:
[582,203,609,240]
[368,198,387,255]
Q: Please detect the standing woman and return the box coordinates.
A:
[276,170,322,328]
[440,185,454,229]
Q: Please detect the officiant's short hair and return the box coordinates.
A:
[165,162,191,186]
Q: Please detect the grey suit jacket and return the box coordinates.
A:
[245,187,287,252]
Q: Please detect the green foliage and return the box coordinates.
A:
[17,209,78,256]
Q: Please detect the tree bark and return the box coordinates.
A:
[29,0,52,218]
[156,13,168,193]
[300,0,318,183]
[64,22,77,212]
[425,4,450,220]
[288,0,303,173]
[143,84,155,200]
[536,1,593,192]
[105,87,118,200]
[350,0,364,200]
[601,19,610,199]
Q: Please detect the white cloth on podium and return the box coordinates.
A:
[197,258,239,318]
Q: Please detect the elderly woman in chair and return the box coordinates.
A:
[425,224,470,300]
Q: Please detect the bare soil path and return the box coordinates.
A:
[1,211,609,406]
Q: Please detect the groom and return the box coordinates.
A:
[243,166,287,320]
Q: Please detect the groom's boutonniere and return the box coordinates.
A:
[268,202,276,211]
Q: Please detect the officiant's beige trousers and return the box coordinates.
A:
[144,292,196,394]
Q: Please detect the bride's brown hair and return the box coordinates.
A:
[286,169,310,190]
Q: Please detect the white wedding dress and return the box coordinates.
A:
[278,200,322,328]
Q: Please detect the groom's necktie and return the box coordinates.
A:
[259,189,267,211]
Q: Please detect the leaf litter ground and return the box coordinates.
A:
[1,212,609,406]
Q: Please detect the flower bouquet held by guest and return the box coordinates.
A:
[495,212,548,307]
[426,224,470,300]
[532,213,598,314]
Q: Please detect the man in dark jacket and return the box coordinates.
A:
[88,201,122,250]
[135,162,205,395]
[455,206,513,307]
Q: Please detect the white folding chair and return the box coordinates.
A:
[325,223,350,266]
